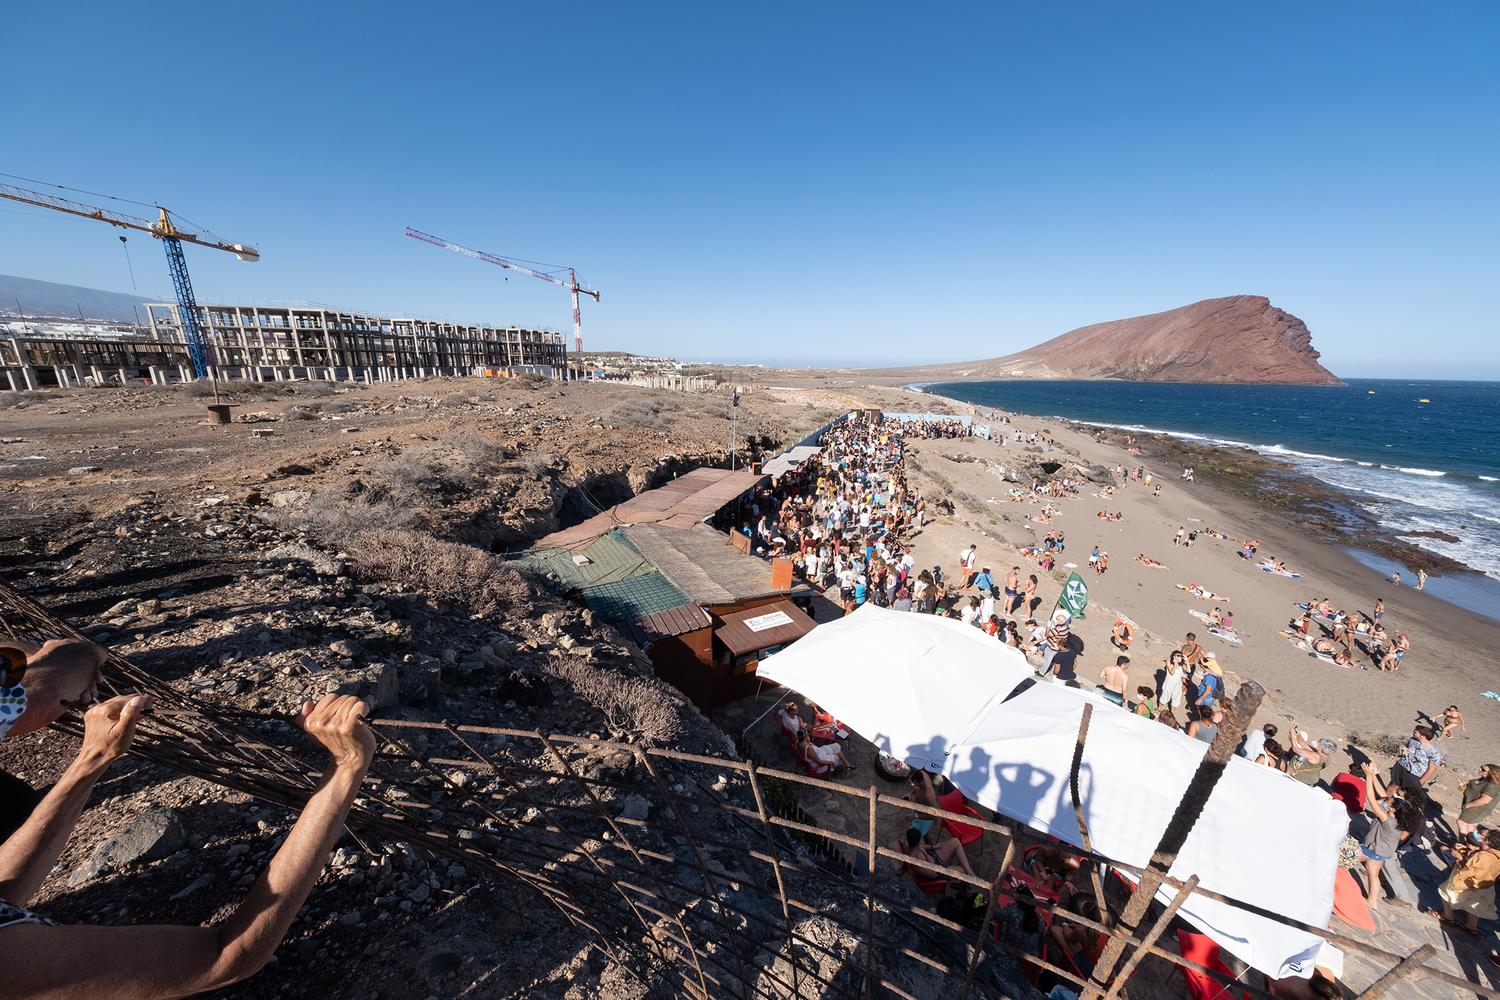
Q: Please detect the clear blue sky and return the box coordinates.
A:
[3,2,1496,375]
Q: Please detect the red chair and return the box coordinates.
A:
[900,856,949,896]
[1175,929,1249,1000]
[938,789,983,846]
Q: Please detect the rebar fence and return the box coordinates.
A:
[1,578,1493,1000]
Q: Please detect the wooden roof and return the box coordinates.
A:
[715,600,817,657]
[622,523,787,605]
[622,604,713,646]
[535,467,764,549]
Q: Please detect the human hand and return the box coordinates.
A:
[298,694,375,771]
[80,693,152,764]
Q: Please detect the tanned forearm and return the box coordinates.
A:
[190,764,366,992]
[0,749,109,905]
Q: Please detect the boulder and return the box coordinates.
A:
[71,807,185,886]
[334,662,399,710]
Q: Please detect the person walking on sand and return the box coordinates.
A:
[1372,597,1385,624]
[1440,705,1467,740]
[959,543,978,589]
[1099,656,1130,707]
[1416,568,1428,591]
[1180,632,1206,669]
[1192,656,1223,712]
[1159,650,1189,715]
[1096,551,1109,576]
[1038,609,1072,678]
[1173,527,1186,546]
[1002,566,1020,610]
[1021,574,1038,616]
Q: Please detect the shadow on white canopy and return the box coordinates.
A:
[757,604,1350,980]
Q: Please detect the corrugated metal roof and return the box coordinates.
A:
[761,445,821,479]
[580,572,694,624]
[623,523,787,605]
[535,467,764,548]
[516,530,655,590]
[623,603,712,646]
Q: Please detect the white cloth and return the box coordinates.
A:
[758,604,1032,772]
[810,742,842,766]
[759,605,1349,981]
[943,681,1347,978]
[1241,729,1268,761]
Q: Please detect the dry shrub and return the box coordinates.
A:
[181,380,218,398]
[1349,731,1404,757]
[541,654,683,744]
[263,488,418,540]
[608,398,674,431]
[452,432,509,468]
[347,528,532,618]
[291,381,335,397]
[286,404,322,420]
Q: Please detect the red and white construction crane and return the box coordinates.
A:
[404,228,599,375]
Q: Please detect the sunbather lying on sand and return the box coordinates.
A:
[1178,583,1230,601]
[1136,554,1168,569]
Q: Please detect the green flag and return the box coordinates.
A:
[1059,572,1089,620]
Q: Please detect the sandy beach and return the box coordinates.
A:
[876,388,1500,808]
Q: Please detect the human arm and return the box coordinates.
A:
[0,694,374,1000]
[1288,729,1320,764]
[1360,763,1393,820]
[0,694,149,905]
[4,639,108,738]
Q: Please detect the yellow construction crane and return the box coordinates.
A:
[0,176,259,377]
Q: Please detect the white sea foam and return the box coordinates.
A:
[1381,465,1446,477]
[1064,417,1500,581]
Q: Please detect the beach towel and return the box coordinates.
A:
[1279,630,1338,664]
[1259,563,1302,580]
[1331,868,1376,931]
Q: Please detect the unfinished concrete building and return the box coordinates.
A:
[2,303,569,390]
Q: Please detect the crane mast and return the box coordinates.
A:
[404,227,598,377]
[0,180,259,379]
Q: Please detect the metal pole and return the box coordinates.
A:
[730,388,740,471]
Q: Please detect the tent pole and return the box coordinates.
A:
[1082,680,1264,999]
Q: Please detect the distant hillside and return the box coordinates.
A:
[0,274,160,323]
[883,295,1342,385]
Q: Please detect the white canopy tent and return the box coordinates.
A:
[758,604,1350,980]
[753,603,1033,772]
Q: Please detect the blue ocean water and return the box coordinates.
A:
[921,379,1500,588]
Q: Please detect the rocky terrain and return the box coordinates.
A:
[877,294,1342,385]
[1,376,1021,999]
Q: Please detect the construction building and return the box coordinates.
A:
[2,303,569,390]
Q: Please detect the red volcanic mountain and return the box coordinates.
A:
[890,295,1342,385]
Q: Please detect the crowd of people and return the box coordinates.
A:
[746,410,1495,996]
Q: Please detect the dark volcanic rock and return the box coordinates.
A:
[71,807,185,885]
